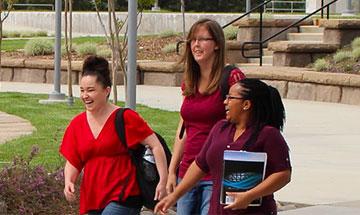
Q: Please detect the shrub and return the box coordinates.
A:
[333,51,352,63]
[3,31,21,38]
[20,31,37,38]
[24,38,54,56]
[97,48,112,58]
[224,26,238,40]
[75,43,97,57]
[35,31,48,37]
[351,37,360,49]
[314,58,329,71]
[0,146,79,214]
[158,30,179,38]
[352,47,360,60]
[161,43,177,53]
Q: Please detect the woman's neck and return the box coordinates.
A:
[87,102,114,118]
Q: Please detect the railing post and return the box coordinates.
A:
[321,0,324,18]
[259,4,264,66]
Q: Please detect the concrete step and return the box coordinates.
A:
[263,48,273,56]
[299,25,324,33]
[287,33,323,42]
[248,55,273,65]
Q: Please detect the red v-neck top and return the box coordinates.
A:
[60,108,153,214]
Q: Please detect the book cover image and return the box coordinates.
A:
[220,150,267,206]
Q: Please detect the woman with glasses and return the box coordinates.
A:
[166,18,245,215]
[156,78,292,215]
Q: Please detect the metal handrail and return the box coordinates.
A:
[242,0,339,66]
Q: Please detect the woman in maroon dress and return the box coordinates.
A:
[60,55,168,215]
[156,78,291,215]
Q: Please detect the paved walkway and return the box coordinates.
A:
[1,81,360,214]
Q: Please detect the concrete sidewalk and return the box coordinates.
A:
[1,81,360,214]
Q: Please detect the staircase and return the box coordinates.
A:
[238,24,325,67]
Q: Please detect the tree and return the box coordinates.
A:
[93,0,154,104]
[0,0,16,74]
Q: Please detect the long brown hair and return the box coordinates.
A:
[180,18,225,96]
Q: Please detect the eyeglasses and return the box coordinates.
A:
[225,95,243,100]
[190,37,214,43]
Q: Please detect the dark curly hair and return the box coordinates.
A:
[82,55,112,88]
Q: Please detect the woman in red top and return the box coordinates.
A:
[166,18,245,215]
[60,55,168,215]
[156,78,291,215]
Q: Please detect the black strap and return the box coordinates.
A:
[115,108,133,202]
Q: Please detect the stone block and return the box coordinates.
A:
[287,82,316,101]
[262,80,288,98]
[143,72,182,86]
[315,84,341,103]
[341,87,360,105]
[13,68,45,83]
[268,41,339,53]
[273,52,312,67]
[323,29,360,47]
[46,70,79,84]
[0,68,13,81]
[23,59,54,69]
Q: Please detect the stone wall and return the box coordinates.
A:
[1,58,359,106]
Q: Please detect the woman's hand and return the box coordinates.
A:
[155,180,167,201]
[166,172,177,194]
[154,194,177,215]
[223,191,253,210]
[64,181,76,202]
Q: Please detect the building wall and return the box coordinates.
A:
[306,0,360,14]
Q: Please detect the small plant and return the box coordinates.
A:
[161,43,177,54]
[97,48,112,58]
[75,42,97,57]
[0,146,79,214]
[158,30,179,38]
[223,26,238,40]
[351,37,360,49]
[3,31,21,38]
[24,38,54,56]
[35,31,48,37]
[352,47,360,61]
[314,58,329,71]
[333,51,352,63]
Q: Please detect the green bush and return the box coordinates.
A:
[3,31,21,38]
[161,43,177,53]
[24,38,54,56]
[75,43,97,57]
[224,26,238,40]
[158,30,179,38]
[314,58,329,71]
[352,47,360,60]
[333,51,352,63]
[351,37,360,49]
[35,31,48,37]
[97,48,112,58]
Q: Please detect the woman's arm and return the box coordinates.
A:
[224,169,291,210]
[166,115,186,194]
[141,133,168,200]
[63,161,80,202]
[154,161,206,215]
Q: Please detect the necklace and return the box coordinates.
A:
[226,128,246,149]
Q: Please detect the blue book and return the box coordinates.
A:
[220,150,267,206]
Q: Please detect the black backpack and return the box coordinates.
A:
[115,108,172,210]
[179,64,238,138]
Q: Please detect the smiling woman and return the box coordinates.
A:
[59,55,168,215]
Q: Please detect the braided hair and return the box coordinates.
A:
[237,78,286,149]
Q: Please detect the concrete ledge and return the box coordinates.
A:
[320,19,360,29]
[268,41,339,53]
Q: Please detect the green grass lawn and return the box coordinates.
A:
[0,92,179,171]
